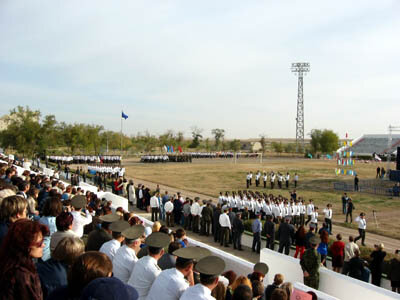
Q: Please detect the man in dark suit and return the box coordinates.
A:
[201,202,213,236]
[264,215,275,250]
[213,204,222,243]
[232,212,244,250]
[277,217,295,255]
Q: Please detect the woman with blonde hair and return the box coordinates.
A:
[152,221,161,232]
[226,276,252,300]
[280,282,293,299]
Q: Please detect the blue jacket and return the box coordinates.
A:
[36,259,68,299]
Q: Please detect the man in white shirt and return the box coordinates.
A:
[305,199,314,226]
[113,225,144,283]
[147,247,196,300]
[270,172,275,189]
[150,192,160,222]
[285,172,290,189]
[191,197,201,233]
[263,172,268,188]
[180,256,225,300]
[99,220,130,261]
[127,232,171,300]
[323,204,333,234]
[310,206,319,231]
[70,195,92,238]
[165,197,175,227]
[342,235,359,275]
[219,208,231,247]
[354,212,367,246]
[300,200,306,226]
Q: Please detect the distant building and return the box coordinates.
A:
[241,141,262,152]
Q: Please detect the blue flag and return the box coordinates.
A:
[121,111,128,120]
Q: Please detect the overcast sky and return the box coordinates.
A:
[0,1,399,139]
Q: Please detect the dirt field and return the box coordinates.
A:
[124,157,400,239]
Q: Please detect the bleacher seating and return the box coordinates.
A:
[342,134,400,156]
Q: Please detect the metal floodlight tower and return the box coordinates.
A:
[291,62,310,150]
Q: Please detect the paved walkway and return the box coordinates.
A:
[128,176,400,252]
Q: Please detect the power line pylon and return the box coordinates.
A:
[291,62,310,151]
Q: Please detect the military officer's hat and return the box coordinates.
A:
[109,220,130,233]
[122,225,145,240]
[145,232,171,248]
[195,256,225,276]
[71,195,87,209]
[309,235,319,245]
[99,214,120,223]
[254,262,269,275]
[173,246,212,261]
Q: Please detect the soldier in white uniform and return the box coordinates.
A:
[113,225,144,283]
[263,172,268,188]
[305,199,314,226]
[99,220,130,261]
[146,247,199,300]
[127,232,171,300]
[180,256,226,300]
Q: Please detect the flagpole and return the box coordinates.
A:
[120,111,123,155]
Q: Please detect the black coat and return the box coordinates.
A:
[263,220,275,238]
[370,250,386,274]
[212,208,221,229]
[277,222,295,243]
[232,217,244,233]
[388,258,400,281]
[349,256,364,280]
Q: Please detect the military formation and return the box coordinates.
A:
[47,155,122,165]
[140,154,192,163]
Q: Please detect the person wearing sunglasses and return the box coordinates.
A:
[0,218,49,300]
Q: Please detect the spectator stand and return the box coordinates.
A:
[261,248,400,300]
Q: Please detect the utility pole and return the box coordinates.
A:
[291,62,310,152]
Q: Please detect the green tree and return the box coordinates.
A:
[309,129,339,154]
[229,139,241,152]
[283,143,296,153]
[211,128,225,150]
[271,142,283,154]
[189,126,203,148]
[259,134,267,153]
[0,106,41,157]
[309,129,323,154]
[204,138,211,151]
[320,129,339,153]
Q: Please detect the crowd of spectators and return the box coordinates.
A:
[1,153,399,300]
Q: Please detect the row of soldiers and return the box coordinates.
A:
[246,171,299,189]
[87,165,125,177]
[140,154,193,163]
[216,190,315,226]
[47,155,122,165]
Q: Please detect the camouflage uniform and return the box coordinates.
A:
[300,248,321,289]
